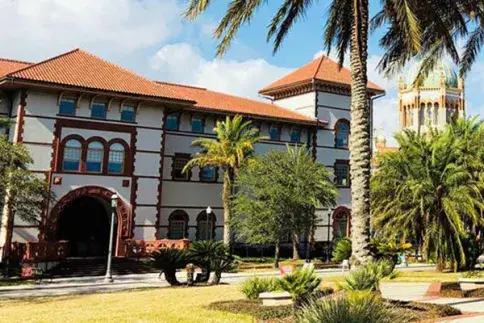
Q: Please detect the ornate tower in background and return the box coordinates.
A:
[398,61,465,132]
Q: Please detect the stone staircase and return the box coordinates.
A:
[47,257,158,277]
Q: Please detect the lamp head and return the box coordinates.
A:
[206,206,212,214]
[111,194,118,207]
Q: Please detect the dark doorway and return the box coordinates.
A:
[57,196,117,257]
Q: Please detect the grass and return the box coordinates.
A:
[0,278,34,287]
[0,285,253,323]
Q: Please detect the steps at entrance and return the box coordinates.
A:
[47,258,159,277]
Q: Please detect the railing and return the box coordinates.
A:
[11,241,70,262]
[125,239,190,258]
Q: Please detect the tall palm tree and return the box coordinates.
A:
[372,122,484,271]
[183,115,262,246]
[184,0,424,265]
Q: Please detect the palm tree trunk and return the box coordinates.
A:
[222,172,232,247]
[349,0,372,267]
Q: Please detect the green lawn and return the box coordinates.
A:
[0,285,253,323]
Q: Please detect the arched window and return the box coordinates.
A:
[290,127,302,143]
[335,119,350,148]
[433,103,439,125]
[419,103,425,125]
[191,115,204,133]
[402,106,407,127]
[427,103,433,123]
[108,143,125,174]
[333,207,351,239]
[168,211,188,239]
[165,113,179,131]
[269,124,281,141]
[63,139,82,171]
[86,141,104,173]
[196,211,216,240]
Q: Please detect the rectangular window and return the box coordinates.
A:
[108,151,124,173]
[165,114,179,131]
[172,155,190,180]
[270,125,281,141]
[121,105,136,122]
[291,129,301,143]
[59,98,76,116]
[200,166,216,182]
[86,150,103,172]
[334,162,350,187]
[91,102,107,119]
[191,117,204,133]
[63,148,81,171]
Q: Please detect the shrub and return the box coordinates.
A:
[211,252,236,284]
[277,268,322,308]
[296,293,408,323]
[150,248,191,285]
[240,277,279,300]
[332,238,352,263]
[189,241,227,282]
[343,260,395,292]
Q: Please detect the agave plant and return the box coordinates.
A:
[150,248,191,285]
[277,269,322,309]
[296,292,408,323]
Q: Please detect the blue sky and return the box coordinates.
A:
[1,0,482,143]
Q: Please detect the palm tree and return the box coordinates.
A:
[372,122,484,271]
[183,115,262,246]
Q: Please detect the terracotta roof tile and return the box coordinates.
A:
[0,58,32,78]
[155,81,320,124]
[5,49,191,102]
[260,55,384,95]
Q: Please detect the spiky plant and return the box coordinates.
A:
[277,269,322,309]
[332,238,352,263]
[150,248,191,285]
[188,240,227,282]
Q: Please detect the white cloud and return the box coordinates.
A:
[150,43,293,99]
[0,0,182,60]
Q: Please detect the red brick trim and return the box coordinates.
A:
[14,89,28,143]
[40,185,132,257]
[424,282,441,299]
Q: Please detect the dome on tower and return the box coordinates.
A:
[406,60,458,88]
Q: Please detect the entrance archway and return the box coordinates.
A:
[41,186,132,257]
[57,196,115,257]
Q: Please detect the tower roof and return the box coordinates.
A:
[406,60,458,88]
[259,55,385,96]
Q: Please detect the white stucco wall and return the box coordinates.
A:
[274,92,316,118]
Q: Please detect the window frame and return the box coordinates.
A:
[290,127,302,143]
[165,113,180,131]
[168,210,189,239]
[107,142,126,174]
[91,101,107,119]
[120,104,136,123]
[85,140,105,173]
[62,138,83,172]
[171,153,191,181]
[334,160,350,188]
[334,119,350,149]
[199,165,218,182]
[58,98,77,116]
[191,115,205,133]
[196,211,216,240]
[332,207,351,239]
[269,124,281,141]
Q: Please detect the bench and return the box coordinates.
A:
[259,292,293,306]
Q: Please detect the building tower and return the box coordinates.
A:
[398,60,465,132]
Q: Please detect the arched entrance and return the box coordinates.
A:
[332,206,351,239]
[57,196,115,257]
[41,186,132,257]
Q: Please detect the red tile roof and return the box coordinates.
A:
[155,81,320,124]
[0,58,32,78]
[3,49,192,102]
[260,55,385,95]
[0,48,320,124]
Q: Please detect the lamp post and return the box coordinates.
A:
[104,194,118,283]
[206,206,212,240]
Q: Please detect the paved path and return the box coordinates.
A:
[0,264,435,299]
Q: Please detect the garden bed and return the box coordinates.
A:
[440,282,484,298]
[208,298,461,322]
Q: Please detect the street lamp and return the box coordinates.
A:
[206,206,212,240]
[104,193,118,283]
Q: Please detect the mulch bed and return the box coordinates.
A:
[440,282,484,298]
[208,297,461,322]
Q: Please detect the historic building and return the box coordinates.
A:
[0,49,384,261]
[398,60,465,132]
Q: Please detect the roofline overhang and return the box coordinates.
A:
[259,79,385,98]
[0,77,197,107]
[172,104,327,127]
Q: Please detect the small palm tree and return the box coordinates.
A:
[372,121,484,271]
[183,115,262,246]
